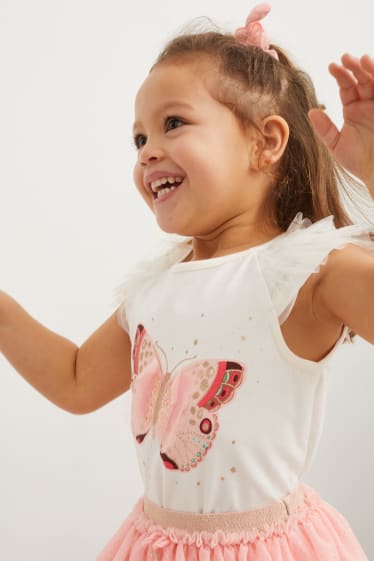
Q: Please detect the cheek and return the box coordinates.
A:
[133,164,142,191]
[133,165,153,208]
[133,165,147,196]
[177,144,210,184]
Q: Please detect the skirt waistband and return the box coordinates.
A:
[143,485,306,533]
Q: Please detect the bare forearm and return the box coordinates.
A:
[0,291,79,412]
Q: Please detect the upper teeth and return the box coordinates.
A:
[150,176,183,192]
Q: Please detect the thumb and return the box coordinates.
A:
[308,108,340,152]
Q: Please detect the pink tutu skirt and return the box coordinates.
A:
[95,483,368,561]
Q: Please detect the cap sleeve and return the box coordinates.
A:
[257,212,374,326]
[113,236,192,334]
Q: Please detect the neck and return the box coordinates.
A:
[186,222,283,262]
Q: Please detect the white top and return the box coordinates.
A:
[117,212,374,513]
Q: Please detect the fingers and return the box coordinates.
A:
[329,53,374,105]
[328,62,358,105]
[308,109,339,151]
[341,53,374,100]
[361,54,374,75]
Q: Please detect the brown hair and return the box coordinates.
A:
[152,25,374,343]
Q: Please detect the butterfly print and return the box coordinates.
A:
[131,324,246,471]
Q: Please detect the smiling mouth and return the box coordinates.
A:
[152,179,184,200]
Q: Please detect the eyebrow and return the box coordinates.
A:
[132,101,195,132]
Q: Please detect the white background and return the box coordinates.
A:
[1,0,374,559]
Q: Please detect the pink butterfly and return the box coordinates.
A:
[131,324,246,471]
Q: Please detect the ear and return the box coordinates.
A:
[250,115,289,171]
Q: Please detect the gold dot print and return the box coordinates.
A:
[200,378,209,391]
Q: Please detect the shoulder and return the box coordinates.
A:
[318,242,374,287]
[313,243,374,344]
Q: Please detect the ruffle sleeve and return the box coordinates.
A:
[256,212,374,327]
[113,236,192,334]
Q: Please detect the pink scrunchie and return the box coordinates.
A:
[234,3,279,61]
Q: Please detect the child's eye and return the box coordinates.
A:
[165,116,184,131]
[133,116,184,150]
[134,134,146,149]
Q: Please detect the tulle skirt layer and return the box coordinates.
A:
[95,483,367,561]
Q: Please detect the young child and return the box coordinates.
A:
[2,3,374,560]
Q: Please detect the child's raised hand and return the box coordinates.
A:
[308,53,374,192]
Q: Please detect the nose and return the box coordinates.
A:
[139,141,164,167]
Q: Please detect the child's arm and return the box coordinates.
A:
[309,53,374,194]
[0,290,132,414]
[313,243,374,347]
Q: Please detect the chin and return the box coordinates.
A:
[157,224,186,236]
[155,217,187,236]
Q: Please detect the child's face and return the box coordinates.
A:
[133,61,263,236]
